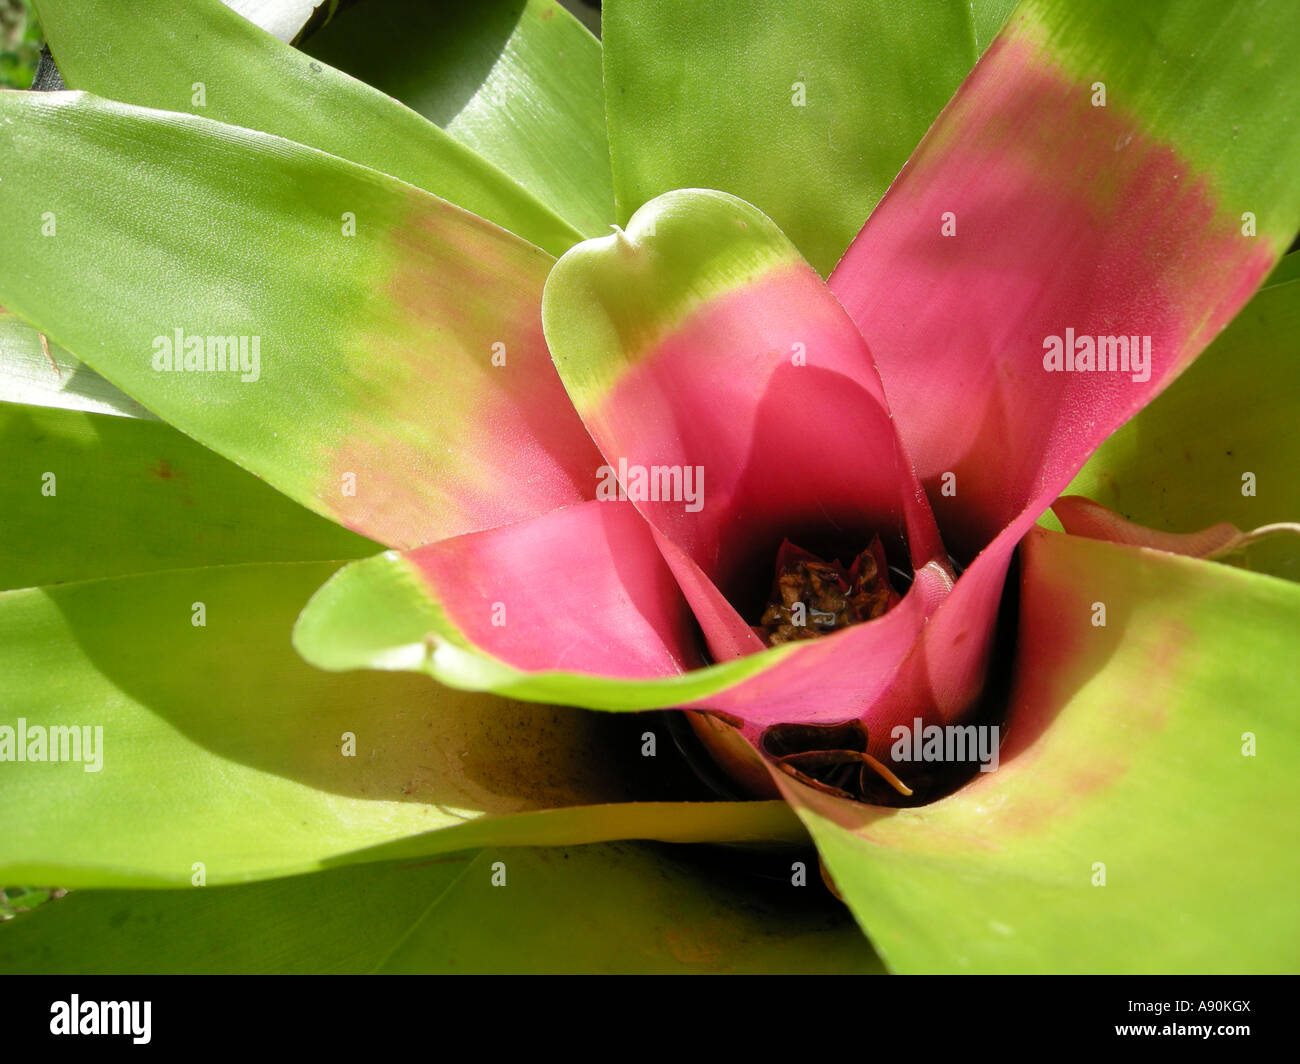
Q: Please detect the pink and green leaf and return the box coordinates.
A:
[788,530,1300,972]
[293,531,806,712]
[829,0,1300,561]
[528,188,970,736]
[377,500,705,679]
[0,90,602,550]
[294,525,958,748]
[32,0,580,253]
[1052,495,1299,565]
[296,187,964,744]
[541,190,948,655]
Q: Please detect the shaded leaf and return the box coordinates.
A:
[0,402,376,589]
[0,843,880,974]
[0,561,800,886]
[303,0,615,235]
[34,0,579,252]
[1066,279,1300,581]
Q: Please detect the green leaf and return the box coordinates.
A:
[1264,249,1300,287]
[0,307,155,419]
[0,561,801,887]
[0,843,881,974]
[0,402,377,590]
[0,90,596,550]
[603,0,990,274]
[971,0,1020,52]
[1067,279,1300,581]
[789,529,1300,973]
[302,0,615,236]
[32,0,579,253]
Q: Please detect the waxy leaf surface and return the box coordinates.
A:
[0,91,601,550]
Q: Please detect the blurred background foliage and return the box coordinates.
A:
[0,886,63,921]
[0,0,40,88]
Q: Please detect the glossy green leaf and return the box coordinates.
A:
[0,843,880,974]
[1067,279,1300,581]
[33,0,579,253]
[0,308,154,420]
[790,529,1300,973]
[302,0,615,236]
[0,90,595,550]
[0,561,801,887]
[0,403,377,590]
[972,0,1020,51]
[604,0,990,274]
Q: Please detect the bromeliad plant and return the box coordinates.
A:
[0,0,1297,973]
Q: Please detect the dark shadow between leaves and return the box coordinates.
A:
[44,562,711,817]
[300,0,526,129]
